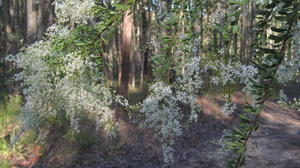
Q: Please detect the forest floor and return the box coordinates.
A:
[3,84,300,168]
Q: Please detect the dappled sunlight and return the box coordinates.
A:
[232,91,253,105]
[262,101,300,128]
[11,145,42,168]
[0,0,299,167]
[197,96,223,120]
[196,91,252,121]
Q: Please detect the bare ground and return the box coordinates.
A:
[11,85,300,168]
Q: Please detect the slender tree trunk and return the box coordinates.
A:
[249,0,256,61]
[1,0,9,57]
[234,33,238,57]
[119,10,133,97]
[37,0,46,40]
[26,0,38,43]
[200,6,203,52]
[240,6,245,62]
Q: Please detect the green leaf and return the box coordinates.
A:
[228,11,241,17]
[274,16,286,21]
[233,25,239,34]
[228,0,239,5]
[265,1,279,9]
[257,10,270,15]
[258,47,276,54]
[233,127,245,136]
[213,25,225,32]
[114,3,131,11]
[271,27,287,33]
[76,42,87,46]
[240,114,251,122]
[238,155,246,166]
[278,10,290,15]
[237,146,246,154]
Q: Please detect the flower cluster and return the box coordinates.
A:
[276,21,300,84]
[177,56,203,121]
[212,10,226,25]
[211,129,232,151]
[140,82,194,163]
[221,101,237,117]
[278,89,288,102]
[54,0,95,25]
[8,41,116,134]
[57,52,115,133]
[178,57,203,92]
[9,41,58,130]
[140,82,183,157]
[6,0,116,135]
[45,0,96,38]
[278,89,300,111]
[279,97,300,111]
[140,55,207,163]
[208,61,258,86]
[289,98,300,111]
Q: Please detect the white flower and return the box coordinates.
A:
[279,89,288,102]
[162,144,175,164]
[115,95,129,107]
[221,101,236,117]
[178,56,203,92]
[276,21,300,83]
[54,0,96,25]
[209,61,257,86]
[141,82,185,163]
[7,39,115,135]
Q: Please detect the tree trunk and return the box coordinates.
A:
[119,10,133,97]
[26,0,38,44]
[1,0,9,57]
[249,0,256,61]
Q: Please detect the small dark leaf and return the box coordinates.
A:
[271,27,287,33]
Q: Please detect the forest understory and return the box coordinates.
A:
[1,0,300,168]
[1,83,299,168]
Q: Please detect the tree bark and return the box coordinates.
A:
[26,0,38,44]
[119,10,133,97]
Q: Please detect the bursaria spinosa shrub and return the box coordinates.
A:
[9,41,116,134]
[140,82,190,164]
[276,21,300,84]
[6,0,118,135]
[7,41,57,130]
[206,60,257,116]
[140,57,203,163]
[177,56,203,121]
[4,0,276,165]
[139,20,204,164]
[275,22,300,109]
[54,0,95,25]
[208,61,258,87]
[139,55,258,163]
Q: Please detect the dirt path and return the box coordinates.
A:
[244,100,300,168]
[31,89,300,168]
[170,92,300,168]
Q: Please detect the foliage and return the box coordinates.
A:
[225,0,300,167]
[3,0,300,166]
[140,82,187,163]
[0,96,21,168]
[6,0,136,138]
[54,0,96,24]
[138,0,258,164]
[206,0,258,118]
[276,20,300,83]
[0,160,10,168]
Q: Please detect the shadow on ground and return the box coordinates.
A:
[8,85,300,168]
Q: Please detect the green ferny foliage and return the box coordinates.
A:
[225,0,300,167]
